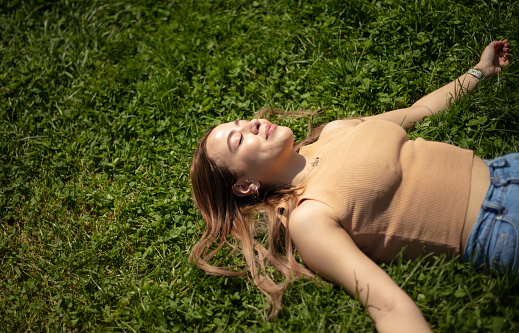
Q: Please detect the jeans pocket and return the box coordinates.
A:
[492,220,519,272]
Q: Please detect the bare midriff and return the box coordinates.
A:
[460,156,490,253]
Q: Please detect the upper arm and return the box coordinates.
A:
[364,105,433,129]
[321,105,434,132]
[320,118,363,135]
[289,201,414,322]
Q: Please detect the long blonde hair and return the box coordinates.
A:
[189,109,326,319]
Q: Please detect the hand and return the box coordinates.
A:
[476,39,513,78]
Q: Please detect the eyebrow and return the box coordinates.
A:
[226,120,240,153]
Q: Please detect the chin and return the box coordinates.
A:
[277,127,296,153]
[276,126,294,142]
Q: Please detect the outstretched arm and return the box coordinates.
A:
[324,40,512,133]
[369,39,512,128]
[289,200,433,333]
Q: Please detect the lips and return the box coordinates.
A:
[266,123,276,140]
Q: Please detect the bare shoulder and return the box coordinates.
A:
[289,199,340,231]
[320,118,363,136]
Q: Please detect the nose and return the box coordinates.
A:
[247,119,261,135]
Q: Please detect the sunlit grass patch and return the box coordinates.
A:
[1,0,518,331]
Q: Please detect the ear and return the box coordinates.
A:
[232,179,260,197]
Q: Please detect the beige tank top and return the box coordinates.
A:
[297,119,474,262]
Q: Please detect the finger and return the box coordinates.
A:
[503,40,511,51]
[503,43,513,56]
[500,59,510,67]
[499,51,512,61]
[493,41,505,52]
[497,46,512,57]
[500,52,512,66]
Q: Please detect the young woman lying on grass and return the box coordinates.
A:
[190,40,513,332]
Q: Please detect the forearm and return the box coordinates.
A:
[372,297,433,333]
[411,68,480,115]
[366,67,481,128]
[367,40,511,128]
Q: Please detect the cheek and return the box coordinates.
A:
[227,151,256,176]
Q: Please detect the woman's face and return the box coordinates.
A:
[206,119,294,183]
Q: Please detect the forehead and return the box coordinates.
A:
[210,121,234,141]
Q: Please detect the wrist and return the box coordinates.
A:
[466,66,485,82]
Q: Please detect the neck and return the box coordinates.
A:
[267,151,314,188]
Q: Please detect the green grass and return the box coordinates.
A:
[1,0,519,331]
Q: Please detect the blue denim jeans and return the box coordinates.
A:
[462,153,519,273]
